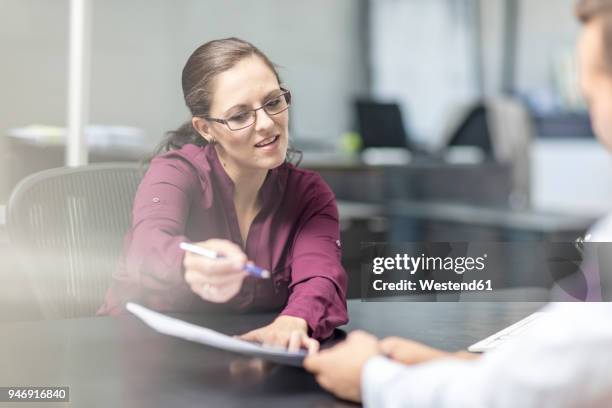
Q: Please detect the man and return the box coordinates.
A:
[304,1,612,406]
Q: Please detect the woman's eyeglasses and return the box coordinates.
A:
[204,88,291,131]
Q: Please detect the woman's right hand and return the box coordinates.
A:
[183,239,249,303]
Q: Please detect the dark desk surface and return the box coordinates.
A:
[389,200,595,233]
[0,301,544,407]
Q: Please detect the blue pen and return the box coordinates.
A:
[179,242,271,279]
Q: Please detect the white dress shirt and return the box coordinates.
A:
[362,302,612,407]
[362,217,612,407]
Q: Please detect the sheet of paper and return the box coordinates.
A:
[126,302,307,367]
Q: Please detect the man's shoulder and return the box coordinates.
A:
[588,213,612,241]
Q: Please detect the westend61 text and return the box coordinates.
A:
[372,279,493,292]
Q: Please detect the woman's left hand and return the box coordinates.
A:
[240,315,319,355]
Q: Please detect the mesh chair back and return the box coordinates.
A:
[7,163,143,318]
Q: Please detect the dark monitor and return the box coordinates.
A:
[355,101,409,149]
[446,104,493,154]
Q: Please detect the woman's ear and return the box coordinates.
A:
[192,117,213,143]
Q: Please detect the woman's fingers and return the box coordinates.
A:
[184,269,247,287]
[194,279,245,303]
[200,239,247,265]
[289,331,319,354]
[287,331,302,353]
[184,252,245,276]
[304,337,320,355]
[240,329,288,348]
[240,329,264,343]
[183,239,248,276]
[201,286,233,303]
[241,328,318,355]
[182,239,251,302]
[185,266,247,302]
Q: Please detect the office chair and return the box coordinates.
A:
[7,163,143,319]
[487,96,534,208]
[442,97,533,208]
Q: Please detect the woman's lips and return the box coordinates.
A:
[254,135,280,148]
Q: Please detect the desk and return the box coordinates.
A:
[390,201,595,234]
[0,301,543,407]
[305,159,513,207]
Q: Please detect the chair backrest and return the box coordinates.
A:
[487,96,533,208]
[7,163,143,319]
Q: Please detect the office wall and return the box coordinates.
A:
[479,0,581,102]
[531,139,612,215]
[0,0,70,199]
[89,0,367,143]
[0,1,69,128]
[515,0,612,215]
[479,0,505,96]
[514,0,580,96]
[369,0,579,144]
[369,0,479,147]
[0,0,367,199]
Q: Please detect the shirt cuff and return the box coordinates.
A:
[362,356,410,407]
[280,277,347,339]
[362,355,479,408]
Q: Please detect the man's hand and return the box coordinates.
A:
[303,331,379,403]
[379,336,479,365]
[240,315,319,355]
[304,332,479,403]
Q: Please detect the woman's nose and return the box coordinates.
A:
[254,108,275,132]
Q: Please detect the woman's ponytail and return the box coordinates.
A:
[159,121,207,152]
[142,121,207,165]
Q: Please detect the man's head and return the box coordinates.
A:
[577,0,612,148]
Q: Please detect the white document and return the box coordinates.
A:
[126,302,307,367]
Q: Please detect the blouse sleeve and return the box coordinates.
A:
[280,177,349,339]
[100,155,198,314]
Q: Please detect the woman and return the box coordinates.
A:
[99,38,348,352]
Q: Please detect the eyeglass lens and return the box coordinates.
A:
[226,92,290,130]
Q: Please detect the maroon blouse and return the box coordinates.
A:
[98,143,348,339]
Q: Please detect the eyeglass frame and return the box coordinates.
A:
[202,88,292,131]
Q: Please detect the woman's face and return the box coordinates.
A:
[203,55,289,174]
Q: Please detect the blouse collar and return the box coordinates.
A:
[202,144,288,212]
